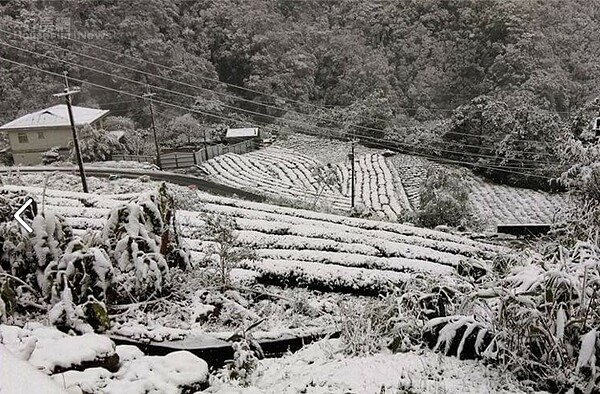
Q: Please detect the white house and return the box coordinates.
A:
[0,104,110,165]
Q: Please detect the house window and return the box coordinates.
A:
[17,133,28,143]
[38,131,45,139]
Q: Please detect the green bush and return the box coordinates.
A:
[416,166,473,228]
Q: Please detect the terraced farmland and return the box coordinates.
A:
[1,184,503,295]
[200,147,351,212]
[275,134,571,229]
[200,146,411,221]
[334,153,411,220]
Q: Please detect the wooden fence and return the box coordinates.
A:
[194,139,256,164]
[113,139,256,170]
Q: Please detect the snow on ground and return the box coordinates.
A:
[207,339,534,394]
[201,133,572,229]
[0,344,69,394]
[0,324,209,394]
[46,160,158,171]
[1,323,117,374]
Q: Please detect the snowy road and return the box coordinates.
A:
[0,165,267,202]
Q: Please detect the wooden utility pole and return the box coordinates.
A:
[349,139,356,208]
[143,83,162,169]
[54,71,88,193]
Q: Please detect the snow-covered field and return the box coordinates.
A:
[274,135,570,230]
[0,173,559,393]
[200,147,351,212]
[0,176,501,298]
[208,338,530,394]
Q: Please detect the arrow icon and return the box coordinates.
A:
[14,198,33,233]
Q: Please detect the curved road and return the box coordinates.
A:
[0,166,267,203]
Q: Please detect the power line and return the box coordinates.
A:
[0,55,561,179]
[0,41,562,162]
[0,54,560,174]
[0,26,570,143]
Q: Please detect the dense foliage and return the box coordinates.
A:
[0,0,598,188]
[417,166,473,228]
[0,184,190,332]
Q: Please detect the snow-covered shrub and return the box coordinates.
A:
[102,200,168,301]
[0,193,113,332]
[0,193,37,280]
[339,297,398,356]
[30,211,75,290]
[72,124,124,162]
[228,339,260,386]
[0,195,74,297]
[201,215,256,290]
[483,242,600,392]
[220,320,264,386]
[41,147,62,165]
[425,242,600,392]
[47,277,94,334]
[416,166,474,229]
[102,183,189,301]
[43,238,113,305]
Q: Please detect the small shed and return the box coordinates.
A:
[224,127,260,144]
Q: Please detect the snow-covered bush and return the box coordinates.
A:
[423,242,600,392]
[219,320,264,386]
[485,242,600,392]
[201,215,256,290]
[0,192,38,280]
[41,147,61,165]
[417,166,474,229]
[43,238,112,305]
[228,339,260,386]
[102,183,189,301]
[0,193,112,333]
[72,124,124,162]
[339,297,398,356]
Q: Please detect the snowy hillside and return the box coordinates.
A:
[268,134,571,229]
[1,173,597,394]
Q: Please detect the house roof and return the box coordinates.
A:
[225,127,259,139]
[0,105,110,131]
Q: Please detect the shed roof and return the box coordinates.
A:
[0,105,109,131]
[225,127,259,139]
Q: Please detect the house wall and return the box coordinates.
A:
[7,117,106,165]
[8,126,72,165]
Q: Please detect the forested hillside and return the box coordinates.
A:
[1,0,599,188]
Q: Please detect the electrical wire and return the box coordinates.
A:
[0,26,566,145]
[0,40,562,163]
[0,55,562,180]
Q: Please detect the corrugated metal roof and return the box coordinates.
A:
[225,127,259,138]
[0,105,110,131]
